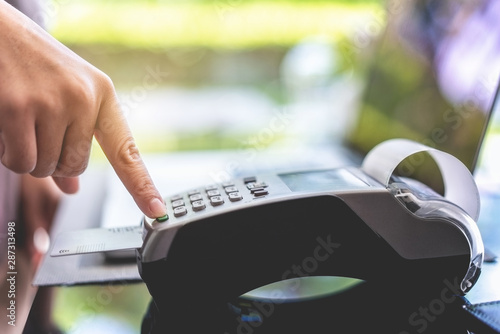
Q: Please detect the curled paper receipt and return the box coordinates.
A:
[361,139,480,221]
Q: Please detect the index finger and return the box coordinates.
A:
[94,89,167,219]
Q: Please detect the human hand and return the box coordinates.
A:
[0,2,166,218]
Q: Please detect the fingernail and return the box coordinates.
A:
[149,197,167,218]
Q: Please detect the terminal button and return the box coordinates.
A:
[243,176,257,184]
[205,184,218,191]
[228,192,243,202]
[171,200,185,208]
[192,200,206,212]
[210,196,224,206]
[187,189,200,196]
[173,206,188,217]
[250,187,264,194]
[247,182,268,190]
[170,194,183,202]
[207,190,221,197]
[189,194,203,202]
[156,214,169,223]
[224,186,238,194]
[253,190,268,197]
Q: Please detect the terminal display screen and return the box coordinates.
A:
[279,169,369,192]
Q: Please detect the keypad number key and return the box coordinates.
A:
[187,189,200,196]
[173,206,188,217]
[170,194,183,202]
[207,190,220,197]
[189,194,203,203]
[210,196,224,206]
[192,200,206,212]
[205,184,218,191]
[228,192,243,202]
[172,199,185,208]
[224,186,238,194]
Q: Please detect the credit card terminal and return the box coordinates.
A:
[137,140,484,328]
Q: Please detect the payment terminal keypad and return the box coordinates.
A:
[164,177,269,219]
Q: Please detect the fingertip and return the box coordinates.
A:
[147,197,167,219]
[52,176,79,194]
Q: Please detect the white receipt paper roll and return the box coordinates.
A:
[361,139,480,221]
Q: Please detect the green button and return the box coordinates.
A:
[156,214,169,223]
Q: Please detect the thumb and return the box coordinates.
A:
[52,176,80,194]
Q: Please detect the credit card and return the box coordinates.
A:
[50,226,143,257]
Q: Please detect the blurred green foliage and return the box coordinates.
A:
[50,0,384,49]
[50,0,385,159]
[53,283,151,332]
